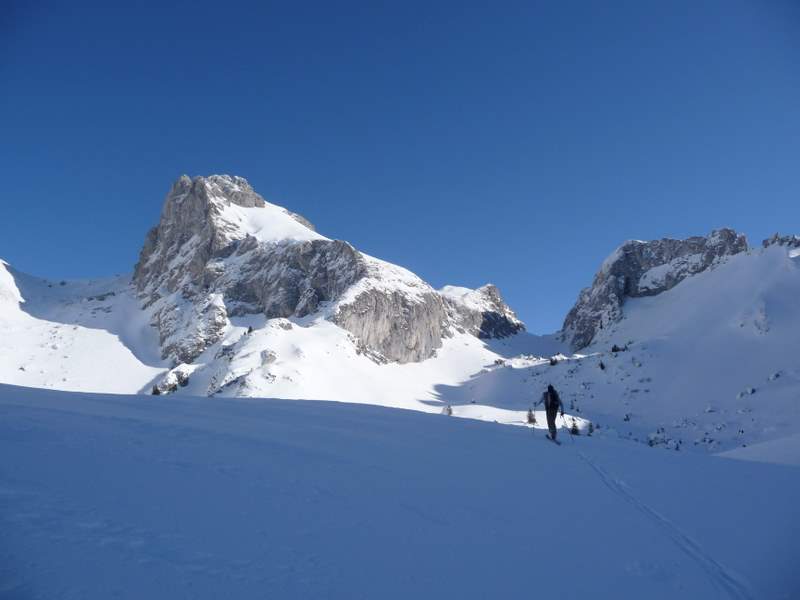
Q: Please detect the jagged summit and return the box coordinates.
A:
[562,228,748,350]
[763,232,800,250]
[132,175,524,366]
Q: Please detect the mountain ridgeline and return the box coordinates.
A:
[2,174,799,455]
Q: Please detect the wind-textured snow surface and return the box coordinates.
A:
[1,384,798,599]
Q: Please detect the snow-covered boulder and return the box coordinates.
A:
[152,363,193,394]
[561,228,747,350]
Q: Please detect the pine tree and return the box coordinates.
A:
[247,325,254,334]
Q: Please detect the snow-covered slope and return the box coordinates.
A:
[0,261,164,393]
[2,384,797,599]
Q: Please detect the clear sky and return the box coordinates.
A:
[2,0,798,333]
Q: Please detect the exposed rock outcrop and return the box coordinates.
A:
[440,284,524,339]
[335,288,449,363]
[562,228,748,350]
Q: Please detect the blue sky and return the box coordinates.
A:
[2,0,798,333]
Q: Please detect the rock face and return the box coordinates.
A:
[440,285,524,339]
[562,228,748,350]
[335,288,449,363]
[133,175,525,365]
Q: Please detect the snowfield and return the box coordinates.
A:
[1,383,798,599]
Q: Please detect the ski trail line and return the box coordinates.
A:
[578,452,753,600]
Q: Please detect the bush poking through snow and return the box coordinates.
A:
[442,404,453,416]
[549,356,558,366]
[570,419,580,436]
[599,361,606,371]
[151,385,160,396]
[527,408,536,425]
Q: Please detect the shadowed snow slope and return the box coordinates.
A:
[0,263,164,393]
[1,384,798,599]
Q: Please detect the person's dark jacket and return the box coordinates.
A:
[542,385,564,416]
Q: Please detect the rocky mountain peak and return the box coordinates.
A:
[174,174,265,208]
[131,175,525,366]
[562,228,748,350]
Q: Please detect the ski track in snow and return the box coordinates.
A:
[578,452,753,600]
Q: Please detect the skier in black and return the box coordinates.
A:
[542,384,564,442]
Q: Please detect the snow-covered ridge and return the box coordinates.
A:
[0,260,24,307]
[562,228,747,350]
